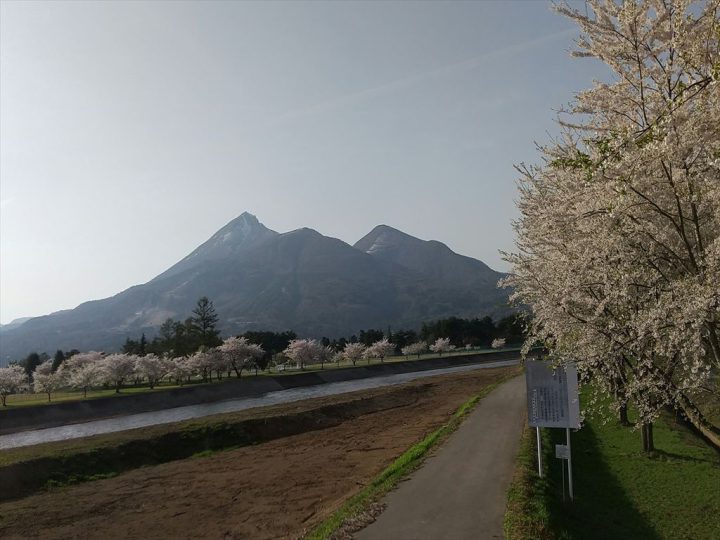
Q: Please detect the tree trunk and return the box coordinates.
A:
[677,398,720,450]
[1,395,6,406]
[47,392,51,402]
[641,423,654,452]
[619,403,629,426]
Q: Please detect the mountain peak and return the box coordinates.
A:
[354,223,500,284]
[213,212,267,239]
[354,224,430,255]
[152,212,278,282]
[235,211,260,225]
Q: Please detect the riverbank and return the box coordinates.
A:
[0,349,521,434]
[0,366,517,539]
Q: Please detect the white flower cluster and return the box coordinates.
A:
[505,0,720,441]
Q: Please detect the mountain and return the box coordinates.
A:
[0,213,511,364]
[0,317,33,332]
[355,225,501,287]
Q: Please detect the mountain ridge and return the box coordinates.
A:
[0,213,511,364]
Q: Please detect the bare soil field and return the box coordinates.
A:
[0,366,517,539]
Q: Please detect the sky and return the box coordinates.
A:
[0,0,605,324]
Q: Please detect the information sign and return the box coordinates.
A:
[526,361,580,429]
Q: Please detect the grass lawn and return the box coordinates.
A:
[505,395,720,540]
[1,347,519,409]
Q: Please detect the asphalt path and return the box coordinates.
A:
[0,359,518,450]
[356,374,526,540]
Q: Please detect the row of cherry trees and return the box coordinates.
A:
[0,335,500,405]
[0,337,266,404]
[279,336,474,368]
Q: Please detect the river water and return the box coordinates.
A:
[0,359,518,450]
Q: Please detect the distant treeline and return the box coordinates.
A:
[122,312,525,361]
[17,295,525,373]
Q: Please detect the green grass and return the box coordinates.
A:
[503,424,555,539]
[1,347,520,409]
[504,395,720,540]
[2,384,186,408]
[305,374,515,540]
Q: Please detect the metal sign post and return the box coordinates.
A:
[536,427,543,477]
[566,427,573,500]
[526,361,580,501]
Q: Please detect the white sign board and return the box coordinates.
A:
[555,444,570,459]
[526,361,581,429]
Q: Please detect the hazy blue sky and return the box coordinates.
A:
[0,0,604,324]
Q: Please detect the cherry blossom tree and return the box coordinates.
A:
[318,345,335,369]
[401,341,427,359]
[188,350,214,382]
[135,353,171,389]
[430,338,455,356]
[332,351,345,366]
[342,342,366,366]
[33,361,65,402]
[206,347,229,380]
[364,339,395,363]
[62,351,103,371]
[0,365,27,406]
[66,362,103,398]
[100,353,137,393]
[283,339,321,370]
[504,0,720,449]
[219,337,265,378]
[491,338,506,350]
[168,357,194,385]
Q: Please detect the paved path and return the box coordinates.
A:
[355,375,526,540]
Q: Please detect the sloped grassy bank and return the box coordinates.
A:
[0,384,427,502]
[504,397,720,540]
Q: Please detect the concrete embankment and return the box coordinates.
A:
[0,350,521,435]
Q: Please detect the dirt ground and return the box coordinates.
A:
[0,366,516,539]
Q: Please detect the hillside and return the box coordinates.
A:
[0,213,511,363]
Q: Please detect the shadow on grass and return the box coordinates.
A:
[650,448,717,465]
[544,424,661,540]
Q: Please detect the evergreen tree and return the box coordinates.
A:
[20,352,42,381]
[51,350,66,372]
[139,333,147,355]
[190,296,221,348]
